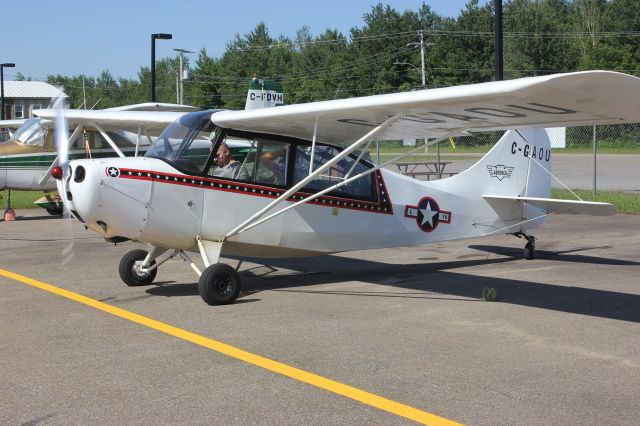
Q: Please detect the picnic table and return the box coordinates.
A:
[394,161,456,180]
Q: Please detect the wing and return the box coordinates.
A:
[105,102,200,112]
[210,71,640,145]
[0,119,27,129]
[32,109,186,135]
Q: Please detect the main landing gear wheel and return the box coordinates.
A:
[119,249,157,286]
[198,263,241,305]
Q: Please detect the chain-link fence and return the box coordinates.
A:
[381,124,640,193]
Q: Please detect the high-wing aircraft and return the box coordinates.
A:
[52,71,639,305]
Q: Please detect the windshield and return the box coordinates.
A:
[12,118,46,146]
[146,110,219,174]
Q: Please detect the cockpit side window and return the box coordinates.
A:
[13,118,45,146]
[207,136,290,186]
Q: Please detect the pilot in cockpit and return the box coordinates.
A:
[210,142,249,180]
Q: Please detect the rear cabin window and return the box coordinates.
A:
[293,145,375,200]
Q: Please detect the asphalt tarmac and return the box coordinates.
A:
[1,210,639,425]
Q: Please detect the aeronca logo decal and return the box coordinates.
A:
[404,197,451,233]
[110,167,394,215]
[487,164,514,181]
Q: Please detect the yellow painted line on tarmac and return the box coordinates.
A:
[0,267,463,426]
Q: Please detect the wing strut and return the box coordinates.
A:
[95,124,125,158]
[309,118,319,175]
[232,126,470,236]
[135,125,142,157]
[223,114,403,241]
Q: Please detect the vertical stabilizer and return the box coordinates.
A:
[245,74,284,110]
[427,128,554,235]
[446,128,553,199]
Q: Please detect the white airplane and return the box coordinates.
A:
[51,71,639,305]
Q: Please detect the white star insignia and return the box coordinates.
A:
[419,201,439,227]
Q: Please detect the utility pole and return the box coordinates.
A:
[419,31,426,88]
[404,31,433,89]
[173,48,193,105]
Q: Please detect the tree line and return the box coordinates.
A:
[26,0,640,110]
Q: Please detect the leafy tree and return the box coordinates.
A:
[504,0,577,78]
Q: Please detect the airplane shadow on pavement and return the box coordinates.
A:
[146,244,640,324]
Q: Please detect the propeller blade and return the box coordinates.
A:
[53,97,75,265]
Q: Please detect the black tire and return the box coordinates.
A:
[524,241,535,260]
[198,263,241,305]
[119,249,157,286]
[46,205,63,215]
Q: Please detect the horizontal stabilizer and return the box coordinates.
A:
[483,195,616,216]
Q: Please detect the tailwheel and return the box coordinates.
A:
[524,238,535,260]
[198,263,240,305]
[119,249,157,286]
[513,232,536,260]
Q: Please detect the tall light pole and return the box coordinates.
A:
[151,33,172,102]
[1,63,16,120]
[495,1,503,81]
[173,48,194,105]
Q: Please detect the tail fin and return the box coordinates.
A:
[431,128,554,232]
[447,128,553,199]
[245,74,284,110]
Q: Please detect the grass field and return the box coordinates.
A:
[4,188,639,214]
[550,188,640,213]
[0,190,48,210]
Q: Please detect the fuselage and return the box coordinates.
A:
[61,111,549,257]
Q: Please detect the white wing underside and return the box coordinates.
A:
[211,71,640,145]
[0,119,26,129]
[483,195,616,216]
[33,110,188,134]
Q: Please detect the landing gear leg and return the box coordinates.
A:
[514,232,536,260]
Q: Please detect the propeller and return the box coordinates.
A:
[52,97,74,265]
